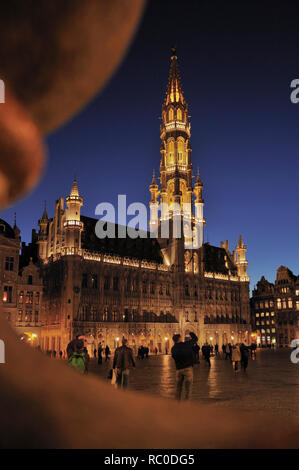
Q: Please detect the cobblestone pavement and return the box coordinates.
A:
[88,349,299,418]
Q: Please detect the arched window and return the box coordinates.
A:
[184,250,191,272]
[177,139,185,164]
[168,140,175,165]
[169,108,174,121]
[177,108,182,120]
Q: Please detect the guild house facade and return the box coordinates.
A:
[21,49,250,355]
[0,218,43,344]
[251,266,299,347]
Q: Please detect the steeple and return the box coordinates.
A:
[37,203,49,260]
[233,235,248,279]
[149,47,205,248]
[70,178,80,198]
[164,47,186,107]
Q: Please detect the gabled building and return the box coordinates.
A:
[0,218,43,345]
[251,266,299,347]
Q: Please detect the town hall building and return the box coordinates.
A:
[1,50,251,355]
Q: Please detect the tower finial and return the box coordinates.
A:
[171,45,177,59]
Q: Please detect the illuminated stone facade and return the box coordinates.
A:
[36,50,251,355]
[0,219,42,344]
[251,266,299,347]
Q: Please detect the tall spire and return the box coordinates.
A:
[41,200,48,220]
[165,46,186,106]
[70,178,79,197]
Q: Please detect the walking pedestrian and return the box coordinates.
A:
[225,343,231,360]
[222,344,226,357]
[105,345,110,362]
[231,344,241,372]
[112,338,135,389]
[171,330,198,401]
[240,343,249,372]
[215,344,219,356]
[98,343,103,365]
[93,348,97,358]
[59,350,63,359]
[202,343,211,367]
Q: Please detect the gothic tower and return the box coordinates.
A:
[233,235,248,279]
[37,203,49,260]
[65,179,84,254]
[149,48,205,256]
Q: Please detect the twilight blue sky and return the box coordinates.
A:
[2,0,299,291]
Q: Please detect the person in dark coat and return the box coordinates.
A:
[97,343,103,365]
[215,344,219,356]
[171,330,198,401]
[113,338,136,389]
[105,345,110,362]
[93,348,97,358]
[202,343,211,367]
[240,343,249,372]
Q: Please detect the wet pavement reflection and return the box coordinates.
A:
[89,349,299,417]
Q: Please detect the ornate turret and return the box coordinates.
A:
[65,179,84,254]
[37,202,48,260]
[233,235,248,279]
[149,170,159,232]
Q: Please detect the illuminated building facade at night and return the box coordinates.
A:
[0,218,43,344]
[29,50,251,354]
[251,266,299,347]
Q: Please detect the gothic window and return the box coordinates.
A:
[168,140,175,165]
[26,291,33,304]
[169,108,174,121]
[142,280,147,294]
[185,284,190,296]
[177,139,185,164]
[19,291,24,304]
[35,292,40,305]
[150,282,155,294]
[113,277,119,291]
[288,298,293,309]
[5,257,14,271]
[3,286,12,303]
[104,276,110,290]
[28,275,33,285]
[82,273,88,288]
[177,108,182,120]
[159,284,163,295]
[184,250,191,272]
[34,311,39,323]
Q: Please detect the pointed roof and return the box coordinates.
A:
[237,234,244,248]
[70,178,79,197]
[195,168,203,187]
[41,201,48,220]
[165,46,186,106]
[150,169,157,187]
